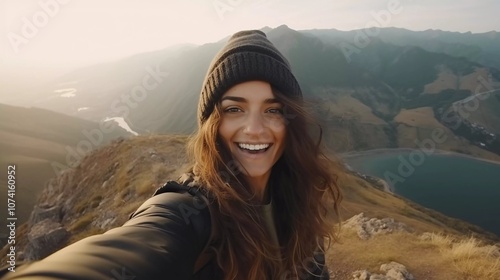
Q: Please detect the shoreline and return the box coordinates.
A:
[340,147,500,238]
[340,148,500,166]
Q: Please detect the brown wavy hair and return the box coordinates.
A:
[187,86,343,279]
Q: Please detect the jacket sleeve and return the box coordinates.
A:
[1,191,212,280]
[309,250,330,280]
[301,246,330,280]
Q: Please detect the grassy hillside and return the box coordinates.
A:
[328,229,500,279]
[0,104,131,227]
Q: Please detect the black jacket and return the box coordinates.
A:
[1,181,329,279]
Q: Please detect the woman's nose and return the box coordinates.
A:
[242,112,266,135]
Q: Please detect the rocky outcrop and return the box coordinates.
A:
[343,213,412,240]
[353,262,415,280]
[345,214,415,279]
[24,219,69,261]
[22,205,68,261]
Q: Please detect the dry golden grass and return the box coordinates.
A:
[327,228,500,280]
[423,232,455,247]
[459,67,492,93]
[424,67,457,93]
[421,233,500,279]
[394,107,447,128]
[327,229,456,279]
[323,94,387,125]
[423,66,490,94]
[68,212,95,233]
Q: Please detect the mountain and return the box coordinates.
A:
[304,27,500,70]
[0,103,131,227]
[1,135,498,278]
[8,26,500,160]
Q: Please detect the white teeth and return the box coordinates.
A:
[238,143,270,151]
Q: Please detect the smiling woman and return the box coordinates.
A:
[183,30,343,279]
[0,30,342,280]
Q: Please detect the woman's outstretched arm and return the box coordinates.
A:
[1,191,211,280]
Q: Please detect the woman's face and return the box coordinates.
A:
[218,80,286,186]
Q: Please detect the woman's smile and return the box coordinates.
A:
[237,143,271,152]
[236,142,272,154]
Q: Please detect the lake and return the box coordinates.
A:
[342,149,500,236]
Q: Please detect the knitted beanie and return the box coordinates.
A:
[198,30,302,124]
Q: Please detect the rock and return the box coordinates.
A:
[29,205,61,225]
[102,175,115,189]
[76,175,89,190]
[126,158,139,174]
[352,270,370,280]
[25,219,69,261]
[369,275,389,280]
[385,269,406,280]
[100,217,116,229]
[343,213,412,240]
[147,148,157,155]
[380,262,414,280]
[353,262,414,280]
[38,169,73,202]
[419,232,434,241]
[92,210,117,230]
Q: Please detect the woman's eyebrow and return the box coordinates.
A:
[221,96,280,104]
[264,98,280,104]
[221,96,246,102]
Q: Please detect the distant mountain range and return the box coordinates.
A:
[2,27,500,269]
[4,26,500,160]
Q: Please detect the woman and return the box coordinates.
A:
[1,30,342,279]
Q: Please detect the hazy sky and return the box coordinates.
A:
[1,0,499,71]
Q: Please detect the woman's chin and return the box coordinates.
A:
[240,169,271,181]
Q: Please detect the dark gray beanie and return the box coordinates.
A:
[198,30,302,124]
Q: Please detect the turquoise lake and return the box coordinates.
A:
[342,150,500,236]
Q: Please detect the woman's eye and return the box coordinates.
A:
[267,108,283,114]
[224,107,242,113]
